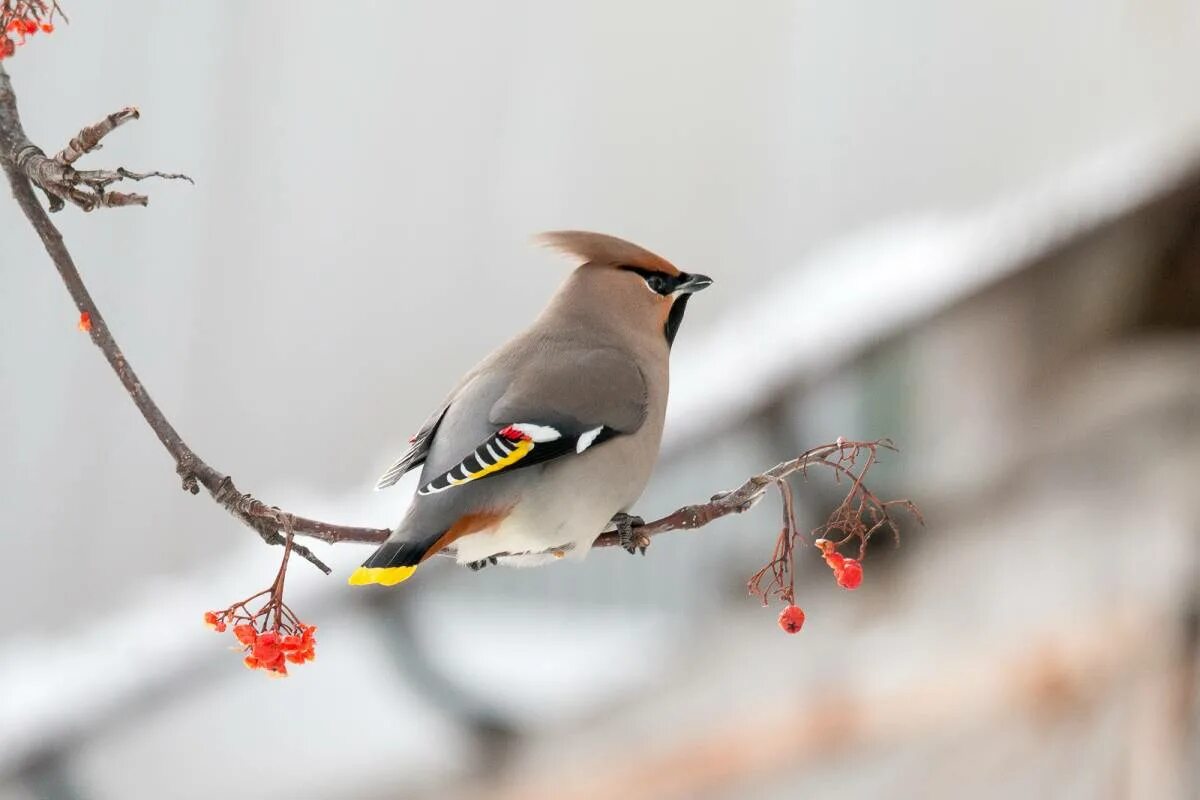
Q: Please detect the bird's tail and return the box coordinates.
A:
[347,538,429,586]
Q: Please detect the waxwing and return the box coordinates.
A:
[349,231,712,586]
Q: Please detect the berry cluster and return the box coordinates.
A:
[0,2,59,61]
[816,538,864,590]
[204,604,317,678]
[774,542,865,635]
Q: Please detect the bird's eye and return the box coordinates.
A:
[645,274,669,295]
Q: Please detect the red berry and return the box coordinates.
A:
[253,631,282,662]
[778,604,806,634]
[233,624,257,646]
[837,559,863,590]
[22,19,37,34]
[41,23,54,33]
[77,311,92,332]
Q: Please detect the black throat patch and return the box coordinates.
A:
[664,293,691,346]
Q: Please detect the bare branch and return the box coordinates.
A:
[0,67,189,212]
[595,443,841,548]
[0,65,337,571]
[54,106,139,165]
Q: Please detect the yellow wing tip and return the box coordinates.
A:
[347,565,417,587]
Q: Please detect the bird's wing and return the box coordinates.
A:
[374,400,452,490]
[416,346,647,496]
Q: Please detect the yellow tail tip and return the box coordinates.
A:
[347,565,417,587]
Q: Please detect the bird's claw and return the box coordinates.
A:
[611,512,649,556]
[467,556,499,571]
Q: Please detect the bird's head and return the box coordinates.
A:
[536,230,713,347]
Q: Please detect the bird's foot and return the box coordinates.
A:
[467,556,499,572]
[611,512,649,556]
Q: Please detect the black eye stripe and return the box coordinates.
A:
[619,265,680,296]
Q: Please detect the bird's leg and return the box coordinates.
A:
[610,512,649,556]
[467,556,499,571]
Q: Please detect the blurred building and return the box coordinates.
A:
[3,3,1200,800]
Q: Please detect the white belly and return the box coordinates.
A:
[449,438,651,568]
[450,482,624,567]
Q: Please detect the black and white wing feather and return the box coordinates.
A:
[379,345,646,495]
[417,422,616,496]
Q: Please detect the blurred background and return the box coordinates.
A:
[3,2,1200,798]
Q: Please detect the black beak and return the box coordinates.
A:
[675,273,713,294]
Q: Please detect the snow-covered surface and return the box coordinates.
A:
[3,130,1199,779]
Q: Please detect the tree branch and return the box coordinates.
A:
[592,443,841,548]
[1,63,916,590]
[0,63,335,573]
[0,66,190,212]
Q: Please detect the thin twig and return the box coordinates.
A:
[0,67,189,212]
[593,443,840,549]
[54,106,139,165]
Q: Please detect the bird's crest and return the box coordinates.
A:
[535,230,680,276]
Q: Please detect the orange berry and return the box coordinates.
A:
[22,19,37,34]
[280,634,302,652]
[243,656,259,669]
[203,611,219,629]
[41,23,53,33]
[77,311,92,332]
[778,604,806,634]
[233,624,257,646]
[253,631,282,662]
[837,559,863,590]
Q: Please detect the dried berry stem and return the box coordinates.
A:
[747,439,921,606]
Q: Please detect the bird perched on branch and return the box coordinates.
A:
[349,231,712,586]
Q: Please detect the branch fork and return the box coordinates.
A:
[0,84,190,211]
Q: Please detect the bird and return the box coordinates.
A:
[348,231,712,586]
